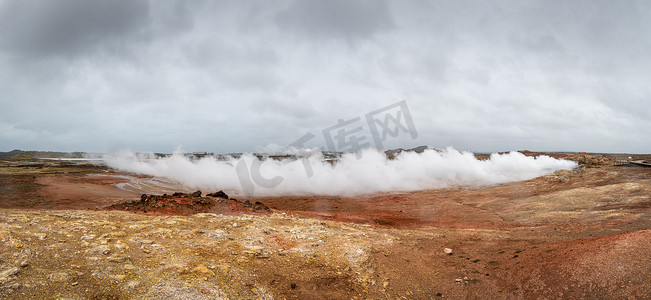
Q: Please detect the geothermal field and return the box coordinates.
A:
[3,1,651,299]
[0,149,649,299]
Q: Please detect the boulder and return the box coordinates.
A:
[206,190,229,199]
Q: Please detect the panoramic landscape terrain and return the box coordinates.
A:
[2,1,650,299]
[0,150,649,299]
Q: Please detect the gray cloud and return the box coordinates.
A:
[0,0,150,60]
[0,0,649,153]
[275,0,393,42]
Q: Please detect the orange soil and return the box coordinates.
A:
[1,162,649,298]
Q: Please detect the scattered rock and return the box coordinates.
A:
[193,264,214,276]
[242,250,258,256]
[203,229,227,240]
[86,245,111,255]
[115,242,129,250]
[111,231,127,238]
[124,264,139,271]
[444,248,453,255]
[111,274,127,281]
[48,273,70,282]
[108,255,129,263]
[191,191,202,197]
[81,235,95,240]
[3,282,20,290]
[123,280,140,290]
[0,267,19,282]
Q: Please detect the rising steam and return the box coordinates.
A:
[103,147,577,197]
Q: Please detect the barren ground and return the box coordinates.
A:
[0,154,649,299]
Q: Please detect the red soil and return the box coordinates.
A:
[0,160,649,298]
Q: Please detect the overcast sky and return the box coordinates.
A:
[1,0,649,154]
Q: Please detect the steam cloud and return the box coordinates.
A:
[103,148,577,197]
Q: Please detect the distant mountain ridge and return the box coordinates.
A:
[0,150,84,160]
[1,147,439,161]
[0,149,25,159]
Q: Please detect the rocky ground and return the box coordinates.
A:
[0,153,650,299]
[105,191,270,216]
[0,210,400,299]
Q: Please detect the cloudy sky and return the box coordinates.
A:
[0,0,649,154]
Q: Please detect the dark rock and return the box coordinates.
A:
[106,191,271,216]
[384,148,404,159]
[206,190,229,199]
[252,201,270,211]
[408,145,431,153]
[290,283,296,289]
